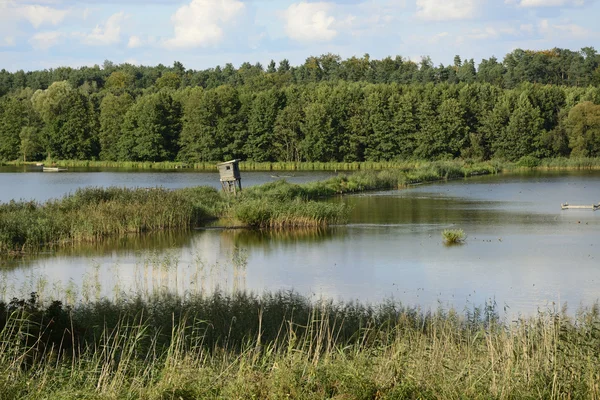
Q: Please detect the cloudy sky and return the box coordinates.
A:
[0,0,598,72]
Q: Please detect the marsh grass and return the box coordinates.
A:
[233,198,348,228]
[442,229,466,245]
[0,187,217,254]
[0,290,599,399]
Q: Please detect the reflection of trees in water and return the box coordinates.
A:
[345,195,567,228]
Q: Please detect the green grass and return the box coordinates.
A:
[0,187,218,254]
[6,157,600,172]
[442,229,466,244]
[0,291,599,399]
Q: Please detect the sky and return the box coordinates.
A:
[0,0,599,72]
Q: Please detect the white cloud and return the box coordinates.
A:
[19,5,68,28]
[81,12,125,45]
[1,36,16,47]
[416,0,481,20]
[0,2,69,30]
[29,31,64,50]
[429,31,449,43]
[466,26,518,40]
[510,0,586,7]
[128,35,143,48]
[409,31,450,45]
[284,2,338,42]
[520,23,534,34]
[538,19,592,38]
[164,0,245,48]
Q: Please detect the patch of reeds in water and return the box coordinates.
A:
[0,291,599,399]
[233,198,348,228]
[0,186,218,253]
[442,229,466,245]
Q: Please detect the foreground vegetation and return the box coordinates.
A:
[0,161,500,254]
[0,290,599,399]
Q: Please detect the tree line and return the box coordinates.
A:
[1,47,600,163]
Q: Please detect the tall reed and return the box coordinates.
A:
[0,291,599,399]
[0,187,216,254]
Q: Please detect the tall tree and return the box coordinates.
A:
[99,93,134,160]
[120,92,181,161]
[245,89,283,161]
[31,81,98,159]
[567,101,600,156]
[495,94,544,160]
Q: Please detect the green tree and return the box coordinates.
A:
[31,81,98,159]
[496,94,544,160]
[120,92,182,161]
[156,72,182,90]
[566,101,600,156]
[273,102,303,162]
[178,85,245,162]
[105,71,134,94]
[0,96,31,160]
[301,102,336,161]
[245,89,283,161]
[99,93,134,160]
[364,87,399,161]
[20,126,43,161]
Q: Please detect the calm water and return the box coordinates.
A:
[1,169,600,315]
[0,166,335,203]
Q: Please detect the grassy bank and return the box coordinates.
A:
[1,161,500,254]
[4,159,473,171]
[6,157,600,171]
[0,291,599,399]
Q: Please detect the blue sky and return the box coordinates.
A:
[0,0,598,72]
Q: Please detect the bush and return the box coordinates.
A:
[516,155,540,168]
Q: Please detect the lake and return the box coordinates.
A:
[0,166,335,202]
[1,168,599,316]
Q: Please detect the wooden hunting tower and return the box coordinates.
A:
[217,159,242,194]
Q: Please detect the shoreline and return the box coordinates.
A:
[4,156,600,172]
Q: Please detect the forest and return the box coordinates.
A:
[1,47,600,163]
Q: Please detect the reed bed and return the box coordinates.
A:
[0,291,599,399]
[535,157,600,170]
[6,157,600,172]
[233,199,348,228]
[0,187,217,253]
[5,159,505,172]
[442,229,466,244]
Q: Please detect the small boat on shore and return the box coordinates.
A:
[561,202,599,211]
[270,174,295,178]
[43,167,68,172]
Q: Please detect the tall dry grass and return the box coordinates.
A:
[0,291,598,399]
